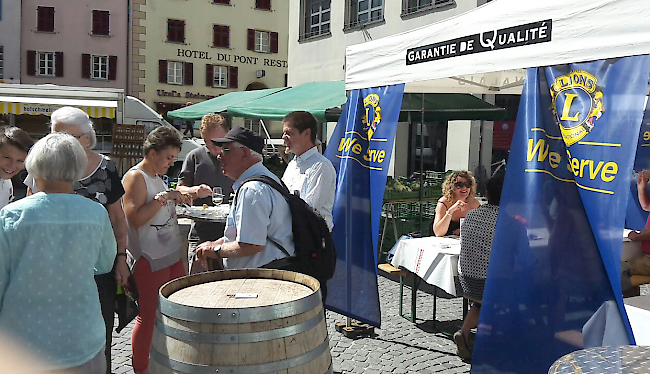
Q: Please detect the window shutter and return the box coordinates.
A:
[247,29,255,51]
[270,32,279,54]
[213,25,230,48]
[167,20,173,42]
[92,10,110,36]
[184,62,193,86]
[179,20,186,43]
[55,52,64,77]
[229,66,238,89]
[256,0,271,10]
[81,54,91,79]
[108,55,117,80]
[37,7,55,32]
[159,60,168,83]
[27,51,36,76]
[206,64,214,87]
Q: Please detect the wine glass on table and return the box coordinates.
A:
[212,187,224,205]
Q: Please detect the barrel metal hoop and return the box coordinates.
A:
[159,289,322,324]
[155,311,324,344]
[150,338,331,374]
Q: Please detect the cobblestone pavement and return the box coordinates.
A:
[109,279,649,374]
[110,275,469,374]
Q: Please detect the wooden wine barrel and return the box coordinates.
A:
[150,268,332,374]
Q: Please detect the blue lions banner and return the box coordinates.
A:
[472,56,650,374]
[626,103,650,230]
[324,84,405,326]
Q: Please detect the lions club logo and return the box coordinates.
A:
[362,94,382,140]
[550,70,605,147]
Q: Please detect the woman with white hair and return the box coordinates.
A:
[0,133,116,373]
[24,106,129,374]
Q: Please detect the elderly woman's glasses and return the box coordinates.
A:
[454,181,472,189]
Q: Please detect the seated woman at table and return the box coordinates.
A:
[431,170,480,237]
[453,175,504,362]
[121,126,192,374]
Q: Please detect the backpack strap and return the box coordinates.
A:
[234,175,292,203]
[234,175,293,258]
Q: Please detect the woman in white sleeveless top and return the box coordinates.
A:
[121,126,192,374]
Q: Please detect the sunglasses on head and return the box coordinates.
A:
[454,181,472,188]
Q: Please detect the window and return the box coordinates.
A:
[0,46,3,79]
[213,0,230,4]
[26,50,62,77]
[92,10,110,35]
[213,25,230,48]
[303,0,330,38]
[347,0,383,28]
[213,66,228,88]
[255,0,271,10]
[82,54,116,80]
[159,60,193,85]
[167,61,183,85]
[91,55,108,80]
[205,64,237,88]
[247,29,278,53]
[402,0,454,16]
[37,6,55,32]
[255,31,269,53]
[167,19,185,43]
[37,51,55,76]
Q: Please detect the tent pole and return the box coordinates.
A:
[419,94,425,231]
[258,119,276,152]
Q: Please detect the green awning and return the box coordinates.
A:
[399,93,506,122]
[226,81,346,122]
[167,88,286,120]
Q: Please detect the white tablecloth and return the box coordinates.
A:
[583,296,650,347]
[390,236,461,295]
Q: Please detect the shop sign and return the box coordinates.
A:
[406,19,552,65]
[157,89,219,100]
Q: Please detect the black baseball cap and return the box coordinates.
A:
[211,126,264,154]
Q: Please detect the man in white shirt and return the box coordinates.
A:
[195,127,295,269]
[281,111,336,230]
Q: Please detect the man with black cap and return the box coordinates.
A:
[195,127,295,269]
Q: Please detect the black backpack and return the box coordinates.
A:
[235,175,337,281]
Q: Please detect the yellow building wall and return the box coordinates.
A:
[137,0,288,130]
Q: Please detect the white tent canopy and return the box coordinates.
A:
[345,0,650,93]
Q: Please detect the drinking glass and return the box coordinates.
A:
[212,187,224,205]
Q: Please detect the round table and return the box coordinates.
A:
[549,345,650,373]
[176,204,229,223]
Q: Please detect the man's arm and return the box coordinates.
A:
[302,162,336,212]
[196,239,264,260]
[176,150,212,199]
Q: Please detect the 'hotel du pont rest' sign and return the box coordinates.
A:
[406,20,552,65]
[176,49,288,68]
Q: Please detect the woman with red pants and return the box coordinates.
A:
[122,126,192,374]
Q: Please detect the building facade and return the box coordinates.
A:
[0,0,22,83]
[20,0,128,90]
[133,0,289,127]
[288,0,515,177]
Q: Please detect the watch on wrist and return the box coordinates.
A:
[213,244,222,255]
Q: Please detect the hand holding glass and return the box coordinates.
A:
[212,187,224,205]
